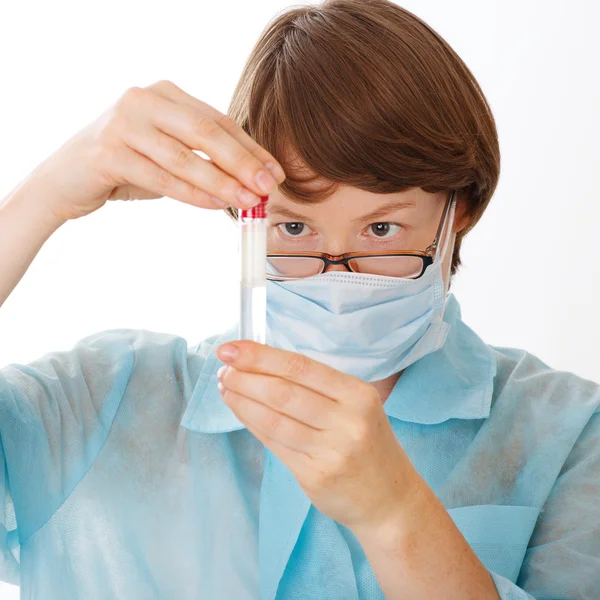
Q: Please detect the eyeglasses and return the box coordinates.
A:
[266,190,456,281]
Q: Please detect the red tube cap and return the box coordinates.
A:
[240,196,268,219]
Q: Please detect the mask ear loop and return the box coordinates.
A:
[433,191,457,298]
[442,233,456,296]
[435,192,457,265]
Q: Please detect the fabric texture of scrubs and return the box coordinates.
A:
[0,294,599,599]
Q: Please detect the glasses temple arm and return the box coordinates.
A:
[426,190,456,253]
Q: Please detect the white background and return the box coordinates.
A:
[0,0,598,597]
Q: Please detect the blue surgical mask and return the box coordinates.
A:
[266,203,456,383]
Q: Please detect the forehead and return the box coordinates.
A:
[271,143,444,218]
[268,185,439,219]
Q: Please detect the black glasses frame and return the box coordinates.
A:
[266,190,456,281]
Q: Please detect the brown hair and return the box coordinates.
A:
[226,0,500,275]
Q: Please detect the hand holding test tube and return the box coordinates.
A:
[239,196,268,343]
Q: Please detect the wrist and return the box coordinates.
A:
[351,464,428,549]
[4,174,67,235]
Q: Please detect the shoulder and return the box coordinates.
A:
[73,328,225,385]
[73,327,191,354]
[49,327,221,365]
[491,345,599,405]
[0,328,225,402]
[488,344,600,436]
[74,327,222,355]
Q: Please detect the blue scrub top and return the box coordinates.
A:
[0,294,599,599]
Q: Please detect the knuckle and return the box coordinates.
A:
[284,353,309,379]
[193,115,221,140]
[274,383,295,411]
[264,410,282,436]
[118,86,148,110]
[212,168,233,192]
[170,144,193,170]
[214,112,238,132]
[155,166,173,189]
[151,79,176,92]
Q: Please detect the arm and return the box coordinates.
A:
[353,470,501,600]
[0,176,65,308]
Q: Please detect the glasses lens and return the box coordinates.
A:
[267,256,324,279]
[348,256,424,278]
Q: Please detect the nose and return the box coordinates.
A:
[323,263,349,273]
[322,251,352,273]
[321,240,352,273]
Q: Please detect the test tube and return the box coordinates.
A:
[239,196,268,343]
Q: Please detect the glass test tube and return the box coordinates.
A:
[239,196,268,343]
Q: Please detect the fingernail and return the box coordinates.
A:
[265,162,286,183]
[217,343,239,362]
[255,169,277,194]
[238,187,261,207]
[217,365,227,380]
[210,196,228,208]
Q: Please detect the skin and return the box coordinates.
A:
[0,79,498,598]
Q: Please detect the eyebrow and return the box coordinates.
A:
[267,200,416,225]
[351,200,416,223]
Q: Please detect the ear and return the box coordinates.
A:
[452,195,471,234]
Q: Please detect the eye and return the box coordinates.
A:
[277,222,312,238]
[367,222,402,239]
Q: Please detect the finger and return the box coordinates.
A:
[218,366,337,430]
[234,411,312,475]
[218,383,319,454]
[130,85,279,201]
[109,145,226,209]
[216,342,375,405]
[149,80,286,183]
[122,125,264,210]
